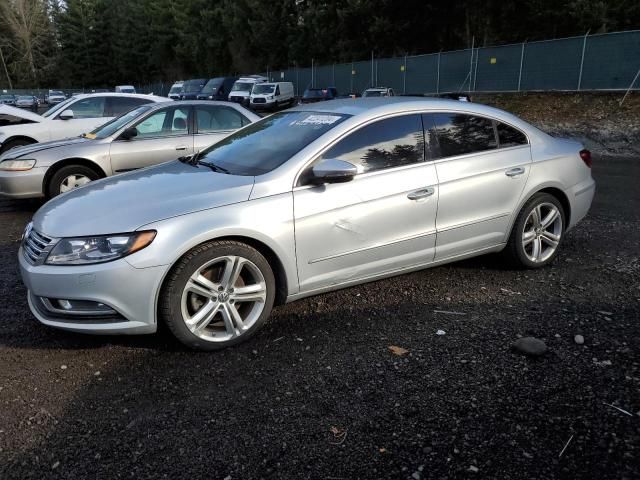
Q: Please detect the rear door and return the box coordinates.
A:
[425,113,531,260]
[109,105,193,173]
[193,104,252,153]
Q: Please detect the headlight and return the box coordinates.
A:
[46,231,156,265]
[0,159,36,171]
[268,95,274,100]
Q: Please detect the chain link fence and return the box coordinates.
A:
[260,30,640,95]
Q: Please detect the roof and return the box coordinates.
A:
[71,92,167,103]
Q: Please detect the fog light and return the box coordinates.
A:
[44,298,117,315]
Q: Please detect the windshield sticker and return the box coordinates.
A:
[291,114,342,126]
[83,133,96,139]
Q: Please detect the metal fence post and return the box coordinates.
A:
[403,54,407,94]
[332,63,335,86]
[473,47,479,91]
[370,51,374,88]
[436,51,441,94]
[517,42,525,91]
[577,30,589,91]
[350,62,354,93]
[469,36,474,93]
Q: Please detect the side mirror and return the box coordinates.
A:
[58,109,74,120]
[307,159,357,185]
[119,126,138,141]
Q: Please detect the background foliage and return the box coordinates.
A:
[0,0,639,88]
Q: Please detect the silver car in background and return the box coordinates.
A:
[0,101,259,198]
[18,98,595,350]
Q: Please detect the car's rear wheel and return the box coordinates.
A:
[47,164,100,198]
[505,193,565,268]
[159,240,276,350]
[0,138,35,154]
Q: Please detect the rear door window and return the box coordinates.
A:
[106,97,151,117]
[428,113,497,158]
[195,105,249,132]
[497,122,528,147]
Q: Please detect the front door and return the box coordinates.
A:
[424,113,532,260]
[109,105,193,173]
[293,114,439,293]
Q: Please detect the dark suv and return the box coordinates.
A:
[179,79,207,100]
[196,77,238,101]
[299,87,338,104]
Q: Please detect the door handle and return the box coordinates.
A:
[175,145,187,151]
[407,187,435,200]
[505,167,525,177]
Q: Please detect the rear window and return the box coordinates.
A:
[197,111,350,176]
[428,113,497,158]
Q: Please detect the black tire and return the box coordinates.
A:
[159,240,276,351]
[0,138,35,154]
[47,164,101,198]
[504,192,565,269]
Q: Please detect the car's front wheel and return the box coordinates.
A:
[159,240,276,350]
[505,193,565,268]
[47,164,100,198]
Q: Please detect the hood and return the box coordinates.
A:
[0,104,43,123]
[1,137,90,160]
[33,160,256,238]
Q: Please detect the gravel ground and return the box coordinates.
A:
[0,155,638,480]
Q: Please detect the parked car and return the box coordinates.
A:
[0,93,166,154]
[179,78,207,100]
[15,95,39,112]
[0,101,258,199]
[228,75,268,106]
[47,90,66,105]
[168,81,184,100]
[17,98,595,350]
[0,94,17,106]
[249,82,295,110]
[299,87,338,104]
[196,77,238,101]
[363,87,395,97]
[115,85,136,94]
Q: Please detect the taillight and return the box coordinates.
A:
[579,149,592,168]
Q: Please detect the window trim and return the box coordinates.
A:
[294,111,427,187]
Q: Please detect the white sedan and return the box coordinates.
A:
[0,93,167,154]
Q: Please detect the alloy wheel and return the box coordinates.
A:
[180,255,267,342]
[521,202,563,263]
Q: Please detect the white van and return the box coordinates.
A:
[249,82,294,110]
[229,75,268,106]
[167,81,184,100]
[115,85,136,94]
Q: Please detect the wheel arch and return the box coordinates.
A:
[0,135,38,153]
[505,184,572,243]
[157,234,290,310]
[42,158,107,194]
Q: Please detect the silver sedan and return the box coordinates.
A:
[0,100,259,198]
[18,98,595,350]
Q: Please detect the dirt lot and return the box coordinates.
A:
[0,153,639,478]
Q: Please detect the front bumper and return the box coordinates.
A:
[19,248,168,334]
[250,99,276,110]
[0,167,47,199]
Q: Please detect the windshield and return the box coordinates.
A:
[197,111,350,176]
[169,84,183,94]
[50,91,64,96]
[184,80,205,93]
[120,88,135,93]
[18,96,32,101]
[232,82,254,92]
[363,90,383,97]
[87,105,151,139]
[42,97,75,117]
[201,78,223,94]
[252,84,275,95]
[0,95,14,100]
